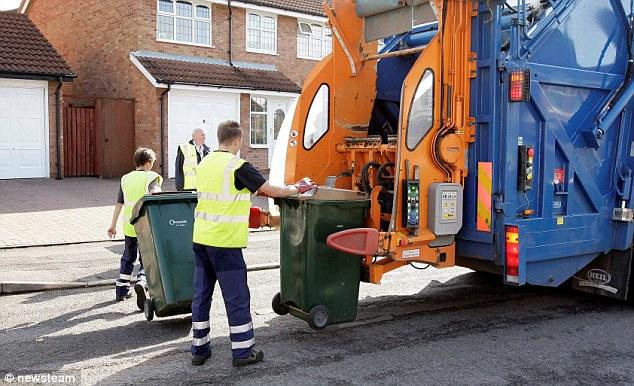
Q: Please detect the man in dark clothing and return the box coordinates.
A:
[175,128,210,191]
[190,120,315,367]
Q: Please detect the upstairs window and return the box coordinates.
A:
[297,21,333,60]
[157,0,212,46]
[247,12,277,54]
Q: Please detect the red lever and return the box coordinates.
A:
[326,228,379,256]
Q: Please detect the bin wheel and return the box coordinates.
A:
[272,293,289,315]
[308,305,329,330]
[144,299,154,321]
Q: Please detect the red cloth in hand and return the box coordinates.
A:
[295,177,317,194]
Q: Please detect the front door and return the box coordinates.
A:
[267,98,289,167]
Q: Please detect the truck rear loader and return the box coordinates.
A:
[272,0,634,328]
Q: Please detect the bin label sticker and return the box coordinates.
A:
[402,249,420,259]
[169,219,188,227]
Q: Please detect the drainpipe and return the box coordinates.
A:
[159,84,171,177]
[55,77,63,180]
[228,0,233,66]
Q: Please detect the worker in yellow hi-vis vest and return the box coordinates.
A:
[107,148,163,308]
[175,128,210,191]
[190,120,315,367]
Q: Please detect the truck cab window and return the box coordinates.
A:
[406,70,434,150]
[303,84,330,149]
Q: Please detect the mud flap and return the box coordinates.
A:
[571,249,633,301]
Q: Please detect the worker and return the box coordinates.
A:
[175,128,210,191]
[190,120,315,367]
[107,148,163,309]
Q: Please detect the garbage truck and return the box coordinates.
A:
[271,0,634,328]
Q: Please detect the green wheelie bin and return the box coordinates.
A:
[272,188,370,330]
[131,192,197,321]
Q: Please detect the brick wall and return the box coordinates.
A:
[47,82,62,178]
[137,3,318,86]
[28,0,141,99]
[27,0,320,177]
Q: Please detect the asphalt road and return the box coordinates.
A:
[0,231,280,283]
[1,242,633,385]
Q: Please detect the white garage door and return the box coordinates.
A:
[0,79,49,179]
[168,89,239,178]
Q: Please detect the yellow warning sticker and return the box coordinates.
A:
[557,217,564,225]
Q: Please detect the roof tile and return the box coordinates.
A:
[242,0,327,16]
[135,55,301,93]
[0,12,74,79]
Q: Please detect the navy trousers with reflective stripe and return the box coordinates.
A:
[191,243,255,359]
[115,236,146,297]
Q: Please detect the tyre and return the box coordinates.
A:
[144,299,155,321]
[308,305,329,330]
[272,292,289,315]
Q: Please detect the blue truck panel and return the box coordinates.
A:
[368,0,634,296]
[456,0,634,288]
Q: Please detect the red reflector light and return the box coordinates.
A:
[506,243,519,256]
[509,70,530,102]
[505,225,520,284]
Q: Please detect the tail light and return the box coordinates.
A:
[509,70,530,102]
[505,225,520,284]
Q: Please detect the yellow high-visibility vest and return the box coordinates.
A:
[193,152,252,248]
[180,143,199,190]
[121,170,163,237]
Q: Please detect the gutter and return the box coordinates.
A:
[0,72,75,82]
[55,77,63,180]
[159,84,172,177]
[156,80,300,94]
[228,0,234,66]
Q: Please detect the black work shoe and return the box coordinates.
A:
[115,293,132,302]
[134,283,147,311]
[232,347,264,367]
[192,353,211,366]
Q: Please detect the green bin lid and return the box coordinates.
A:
[275,188,370,208]
[130,192,197,224]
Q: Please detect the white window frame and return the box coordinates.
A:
[246,11,278,55]
[156,0,213,48]
[250,95,269,148]
[297,20,332,61]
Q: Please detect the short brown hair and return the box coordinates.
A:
[133,148,156,167]
[217,120,243,145]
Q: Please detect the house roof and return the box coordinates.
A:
[242,0,327,17]
[0,12,74,80]
[133,52,301,93]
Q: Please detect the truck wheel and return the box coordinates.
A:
[308,305,329,330]
[144,299,155,321]
[272,292,289,315]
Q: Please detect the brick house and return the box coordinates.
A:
[21,0,332,177]
[0,11,75,179]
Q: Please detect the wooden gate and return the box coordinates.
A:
[64,105,96,177]
[63,97,135,178]
[95,98,135,178]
